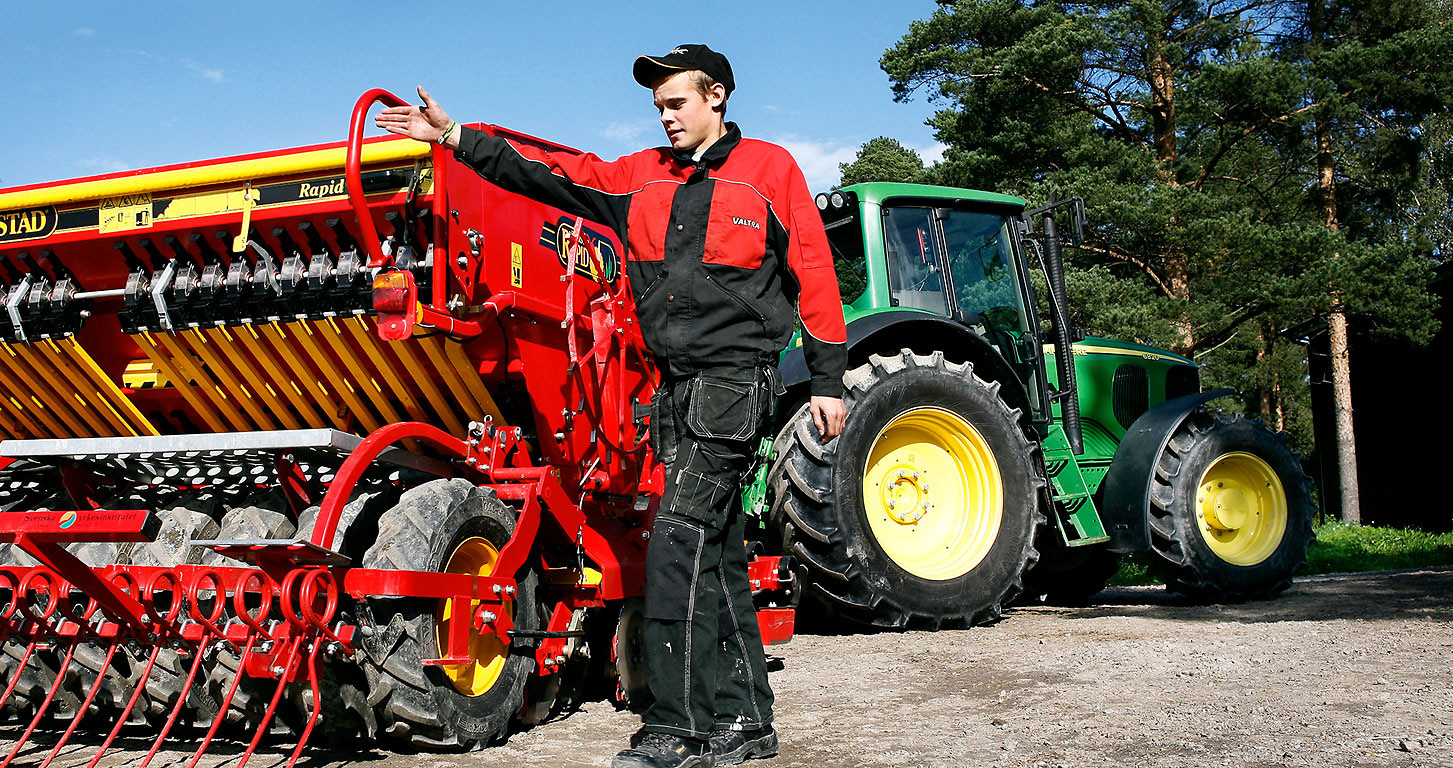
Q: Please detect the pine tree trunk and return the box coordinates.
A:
[1310,0,1360,524]
[1327,306,1360,523]
[1147,29,1194,351]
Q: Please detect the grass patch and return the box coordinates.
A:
[1105,521,1453,587]
[1303,521,1453,574]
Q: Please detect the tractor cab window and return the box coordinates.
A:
[940,210,1030,339]
[882,207,949,315]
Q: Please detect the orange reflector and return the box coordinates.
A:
[373,270,417,340]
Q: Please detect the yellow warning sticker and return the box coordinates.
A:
[511,243,523,287]
[99,192,153,233]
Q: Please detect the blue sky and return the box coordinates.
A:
[1,1,948,193]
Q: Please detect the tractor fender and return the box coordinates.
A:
[1100,388,1235,553]
[778,310,1033,418]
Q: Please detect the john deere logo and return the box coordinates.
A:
[0,206,57,244]
[59,511,77,529]
[539,217,620,283]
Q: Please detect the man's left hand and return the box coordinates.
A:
[809,396,847,443]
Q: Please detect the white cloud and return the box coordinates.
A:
[601,119,656,146]
[76,156,130,174]
[183,60,224,83]
[72,27,96,38]
[912,141,948,165]
[767,135,858,193]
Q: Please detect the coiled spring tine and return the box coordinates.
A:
[1,639,79,768]
[38,641,118,768]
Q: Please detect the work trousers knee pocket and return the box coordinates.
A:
[644,515,707,621]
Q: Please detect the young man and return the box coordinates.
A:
[376,44,847,768]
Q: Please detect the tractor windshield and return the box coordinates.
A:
[883,206,1031,338]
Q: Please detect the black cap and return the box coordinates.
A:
[633,44,735,98]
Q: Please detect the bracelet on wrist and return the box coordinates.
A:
[437,121,458,146]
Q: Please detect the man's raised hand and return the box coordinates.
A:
[375,86,456,146]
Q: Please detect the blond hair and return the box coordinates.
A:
[656,70,728,116]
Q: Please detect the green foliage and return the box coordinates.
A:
[839,136,928,186]
[877,0,1453,474]
[1108,522,1453,585]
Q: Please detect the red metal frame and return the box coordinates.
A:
[0,85,797,763]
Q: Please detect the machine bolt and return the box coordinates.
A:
[466,456,478,465]
[480,611,497,625]
[921,484,930,492]
[272,665,286,676]
[505,585,516,595]
[492,584,502,595]
[555,655,567,666]
[457,255,469,269]
[896,470,906,480]
[544,657,556,668]
[260,640,274,652]
[641,530,651,541]
[922,500,930,510]
[326,642,342,657]
[886,499,896,509]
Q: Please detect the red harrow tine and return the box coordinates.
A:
[186,635,258,768]
[234,634,304,768]
[1,640,78,768]
[137,636,209,768]
[37,642,117,768]
[85,644,163,768]
[284,638,325,768]
[0,642,37,714]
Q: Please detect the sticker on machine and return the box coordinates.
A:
[0,206,58,243]
[99,192,154,233]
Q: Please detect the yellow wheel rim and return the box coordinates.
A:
[436,536,510,696]
[1195,452,1288,566]
[862,407,1002,580]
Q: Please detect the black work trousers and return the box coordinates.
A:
[641,367,775,741]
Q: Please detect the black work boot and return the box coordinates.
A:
[709,726,779,766]
[612,731,715,768]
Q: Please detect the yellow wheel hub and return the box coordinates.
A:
[1195,452,1288,566]
[436,536,510,696]
[862,407,1002,580]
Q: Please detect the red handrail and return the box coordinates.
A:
[346,88,410,268]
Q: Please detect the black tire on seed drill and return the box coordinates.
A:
[0,491,85,722]
[65,490,161,725]
[1146,411,1316,601]
[197,489,297,731]
[356,478,538,749]
[768,349,1045,629]
[127,491,225,723]
[284,485,397,740]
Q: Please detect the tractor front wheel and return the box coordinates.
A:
[1147,412,1315,600]
[356,478,538,749]
[769,350,1043,628]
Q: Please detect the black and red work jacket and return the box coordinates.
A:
[455,123,847,397]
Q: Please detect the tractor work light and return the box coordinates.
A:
[829,191,847,209]
[816,193,830,211]
[373,269,417,340]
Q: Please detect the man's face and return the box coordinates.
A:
[652,72,726,154]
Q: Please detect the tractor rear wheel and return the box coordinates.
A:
[768,350,1044,628]
[356,478,538,749]
[1146,412,1315,600]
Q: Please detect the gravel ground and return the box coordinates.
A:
[4,566,1450,768]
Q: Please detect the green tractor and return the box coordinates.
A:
[765,182,1316,629]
